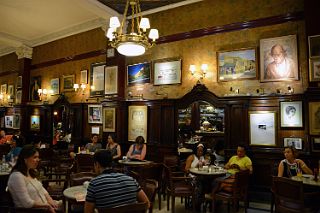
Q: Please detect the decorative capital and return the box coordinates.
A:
[15,45,33,59]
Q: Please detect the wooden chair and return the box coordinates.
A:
[75,154,94,172]
[212,170,250,213]
[272,176,319,213]
[70,172,96,186]
[97,202,148,213]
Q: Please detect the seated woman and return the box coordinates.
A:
[185,143,208,171]
[126,136,146,160]
[278,146,312,177]
[7,144,62,213]
[105,133,121,160]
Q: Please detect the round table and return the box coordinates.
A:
[189,167,226,177]
[118,159,153,166]
[63,185,87,213]
[291,175,320,187]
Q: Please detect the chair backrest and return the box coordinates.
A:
[70,172,96,186]
[163,155,179,170]
[97,202,148,213]
[75,154,94,172]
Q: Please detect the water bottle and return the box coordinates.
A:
[1,155,5,163]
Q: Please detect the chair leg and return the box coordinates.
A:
[171,195,175,213]
[167,193,170,211]
[271,193,274,213]
[158,190,161,210]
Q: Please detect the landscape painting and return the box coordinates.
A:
[127,62,151,86]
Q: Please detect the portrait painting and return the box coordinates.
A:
[5,115,13,128]
[51,78,60,95]
[280,101,303,128]
[30,76,41,101]
[1,84,7,94]
[249,111,276,146]
[283,137,302,150]
[128,105,147,142]
[127,62,151,86]
[153,58,182,85]
[260,35,298,82]
[104,66,118,95]
[30,115,40,131]
[103,108,116,132]
[63,75,74,92]
[309,57,320,82]
[309,102,320,135]
[90,62,105,97]
[308,34,320,58]
[88,105,102,124]
[217,48,257,81]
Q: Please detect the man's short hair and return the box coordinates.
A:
[93,150,112,168]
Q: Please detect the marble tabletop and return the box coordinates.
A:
[291,175,320,187]
[189,166,226,176]
[118,159,153,166]
[178,148,193,153]
[63,185,87,201]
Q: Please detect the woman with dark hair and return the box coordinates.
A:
[126,136,146,160]
[105,133,121,160]
[278,146,312,177]
[7,145,62,213]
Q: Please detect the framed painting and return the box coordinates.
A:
[128,105,147,142]
[280,101,303,128]
[8,85,14,96]
[283,137,302,150]
[153,58,182,85]
[15,90,22,104]
[309,57,320,82]
[30,76,41,101]
[260,35,298,82]
[217,48,257,81]
[88,104,102,124]
[13,114,20,129]
[1,84,7,94]
[91,126,100,135]
[90,62,105,97]
[103,108,116,132]
[63,75,74,92]
[80,70,88,84]
[5,115,13,128]
[30,115,40,131]
[104,66,118,95]
[311,137,320,152]
[309,102,320,135]
[16,76,22,89]
[127,62,151,86]
[249,111,277,146]
[308,34,320,58]
[51,78,60,95]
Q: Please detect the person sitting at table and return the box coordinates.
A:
[7,144,62,213]
[0,129,13,144]
[5,135,23,163]
[278,146,312,178]
[85,134,102,153]
[213,140,225,166]
[84,150,150,212]
[105,133,121,160]
[126,136,147,160]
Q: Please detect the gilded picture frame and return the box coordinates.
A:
[311,137,320,152]
[153,58,182,85]
[30,115,40,131]
[13,114,21,129]
[51,78,60,95]
[127,62,151,86]
[1,84,7,94]
[128,105,147,142]
[80,70,88,84]
[280,101,303,128]
[309,102,320,135]
[283,137,302,150]
[16,76,22,89]
[30,76,41,101]
[88,104,102,124]
[62,75,74,92]
[8,85,14,96]
[309,57,320,82]
[103,108,116,132]
[308,34,320,58]
[90,62,105,97]
[104,66,118,95]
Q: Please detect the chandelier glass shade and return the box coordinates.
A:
[106,0,159,57]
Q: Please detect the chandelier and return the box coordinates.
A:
[106,0,159,57]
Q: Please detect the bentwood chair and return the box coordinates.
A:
[97,202,149,213]
[75,154,94,172]
[70,172,96,186]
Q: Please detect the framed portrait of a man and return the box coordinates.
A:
[30,76,41,101]
[260,35,298,82]
[280,101,303,128]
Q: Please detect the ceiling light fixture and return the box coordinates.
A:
[106,0,159,57]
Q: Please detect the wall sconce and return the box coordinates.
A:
[190,64,208,83]
[74,83,87,95]
[37,88,52,103]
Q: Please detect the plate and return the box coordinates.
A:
[302,174,314,178]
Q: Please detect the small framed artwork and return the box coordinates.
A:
[88,104,102,124]
[1,84,7,94]
[63,75,75,92]
[128,105,148,142]
[8,85,14,96]
[308,35,320,58]
[311,137,320,152]
[103,108,116,132]
[249,111,277,146]
[5,115,13,128]
[80,70,88,84]
[15,90,22,104]
[104,66,118,95]
[309,57,320,82]
[30,115,40,131]
[91,126,100,135]
[51,78,60,95]
[13,114,20,129]
[30,76,41,101]
[217,48,257,81]
[280,101,303,128]
[90,62,105,97]
[260,35,298,82]
[127,62,151,86]
[153,58,182,85]
[283,137,302,150]
[16,76,22,89]
[309,102,320,135]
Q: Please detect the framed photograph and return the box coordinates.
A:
[308,34,320,58]
[62,75,75,92]
[15,90,22,104]
[217,48,257,81]
[153,58,182,85]
[309,57,320,82]
[90,62,105,97]
[280,101,303,128]
[30,76,41,101]
[249,111,277,146]
[51,78,60,95]
[283,137,302,150]
[30,115,40,131]
[309,102,320,135]
[103,108,116,132]
[8,85,14,96]
[13,114,20,129]
[88,104,102,124]
[128,105,148,142]
[104,66,118,95]
[127,62,151,86]
[16,76,22,89]
[1,84,7,94]
[260,35,298,82]
[311,137,320,152]
[91,126,100,135]
[5,115,13,128]
[80,70,88,84]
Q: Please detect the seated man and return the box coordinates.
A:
[84,150,150,212]
[0,129,13,144]
[84,134,102,153]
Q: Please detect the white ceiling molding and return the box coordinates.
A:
[15,45,33,59]
[76,0,120,18]
[0,46,16,57]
